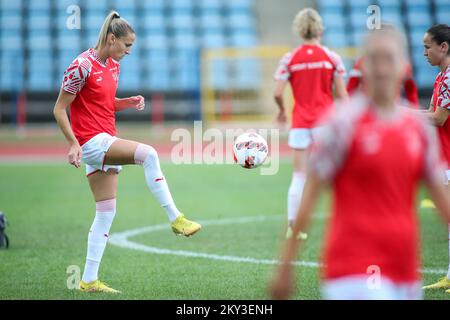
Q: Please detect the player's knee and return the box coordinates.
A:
[134,143,158,165]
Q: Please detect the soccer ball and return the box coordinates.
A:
[233,132,268,169]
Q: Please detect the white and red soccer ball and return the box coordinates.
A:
[233,132,268,169]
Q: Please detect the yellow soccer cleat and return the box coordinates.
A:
[171,214,202,237]
[286,226,308,240]
[422,277,450,290]
[79,280,121,293]
[420,198,436,209]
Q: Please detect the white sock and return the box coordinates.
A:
[287,171,306,224]
[134,144,181,222]
[447,224,450,280]
[82,199,116,283]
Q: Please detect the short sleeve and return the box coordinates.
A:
[61,57,92,95]
[309,111,358,182]
[437,71,450,110]
[274,52,292,81]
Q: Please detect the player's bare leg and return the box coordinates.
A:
[105,138,201,236]
[79,169,120,293]
[286,148,308,240]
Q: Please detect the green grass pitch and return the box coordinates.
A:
[0,163,448,300]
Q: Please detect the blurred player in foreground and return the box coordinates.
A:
[420,24,450,294]
[347,55,419,107]
[53,11,201,293]
[270,26,450,300]
[273,8,348,239]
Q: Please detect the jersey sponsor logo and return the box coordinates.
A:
[289,61,333,72]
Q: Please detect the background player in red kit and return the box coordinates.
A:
[270,26,450,300]
[53,11,201,293]
[273,8,348,238]
[347,56,420,107]
[420,24,450,294]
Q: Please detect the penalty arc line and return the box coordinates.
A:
[108,215,447,275]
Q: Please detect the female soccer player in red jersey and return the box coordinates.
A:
[273,8,348,239]
[53,11,201,293]
[347,56,420,107]
[420,24,450,294]
[270,26,450,300]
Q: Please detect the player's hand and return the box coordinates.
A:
[269,263,294,300]
[68,142,82,168]
[276,110,287,124]
[127,95,145,111]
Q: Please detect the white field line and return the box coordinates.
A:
[109,215,447,275]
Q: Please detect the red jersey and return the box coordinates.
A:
[310,94,443,283]
[274,44,346,129]
[433,65,450,166]
[347,57,420,106]
[61,48,120,146]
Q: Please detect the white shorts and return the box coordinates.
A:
[322,275,422,300]
[288,127,324,150]
[81,132,123,177]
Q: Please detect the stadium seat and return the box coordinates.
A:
[173,31,198,50]
[202,32,227,48]
[55,0,81,9]
[436,8,450,24]
[199,0,222,11]
[143,33,169,50]
[349,11,368,30]
[228,13,254,29]
[321,13,346,30]
[211,59,230,90]
[200,12,223,30]
[170,0,194,11]
[323,31,348,48]
[0,0,22,10]
[381,12,403,27]
[29,0,51,11]
[170,13,195,31]
[405,0,431,11]
[317,0,344,15]
[377,0,401,10]
[85,11,106,30]
[406,11,432,29]
[173,49,200,90]
[28,52,54,91]
[142,0,165,11]
[28,12,51,31]
[435,0,450,6]
[0,31,23,50]
[415,66,439,88]
[235,58,260,89]
[0,50,23,90]
[111,0,137,11]
[229,32,257,47]
[348,0,372,10]
[86,0,108,11]
[28,31,52,50]
[141,14,166,32]
[1,12,22,31]
[226,0,253,13]
[119,55,141,91]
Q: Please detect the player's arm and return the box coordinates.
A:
[346,75,360,95]
[274,80,288,123]
[270,170,323,299]
[333,75,349,102]
[53,89,82,168]
[114,95,145,112]
[424,106,450,127]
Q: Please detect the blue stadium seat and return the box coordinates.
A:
[173,49,200,90]
[1,12,22,31]
[173,32,198,50]
[111,0,137,11]
[142,33,168,50]
[141,14,166,32]
[226,0,253,12]
[170,0,194,11]
[321,13,346,30]
[119,55,141,91]
[405,0,431,11]
[406,11,432,29]
[381,12,403,27]
[56,30,81,50]
[317,0,344,15]
[377,0,401,10]
[350,31,366,46]
[435,0,450,6]
[29,0,51,11]
[142,0,165,11]
[200,12,223,30]
[144,49,170,65]
[0,0,22,10]
[323,31,348,48]
[147,66,171,91]
[409,29,426,49]
[415,67,439,88]
[0,50,23,90]
[202,32,227,48]
[228,13,253,29]
[348,0,371,10]
[56,0,81,9]
[28,53,53,91]
[199,0,222,11]
[229,32,256,47]
[28,31,52,50]
[436,8,450,24]
[118,10,137,27]
[87,0,108,11]
[0,31,23,50]
[85,11,106,30]
[171,13,195,31]
[28,12,51,31]
[349,11,368,29]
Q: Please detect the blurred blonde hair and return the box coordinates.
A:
[292,8,324,40]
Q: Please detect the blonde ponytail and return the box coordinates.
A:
[95,11,135,50]
[292,8,324,40]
